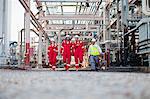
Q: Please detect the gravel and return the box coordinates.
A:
[0,69,150,99]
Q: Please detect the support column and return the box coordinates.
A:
[120,0,125,65]
[116,0,120,48]
[103,5,106,43]
[116,0,121,64]
[148,54,150,67]
[97,26,100,44]
[37,6,44,68]
[18,31,21,66]
[121,0,129,66]
[45,37,49,65]
[104,4,110,51]
[24,0,30,66]
[37,30,43,68]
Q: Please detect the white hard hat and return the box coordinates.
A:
[66,35,70,38]
[75,35,79,38]
[91,38,96,42]
[71,38,75,41]
[51,38,55,42]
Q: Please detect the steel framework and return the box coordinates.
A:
[18,0,105,67]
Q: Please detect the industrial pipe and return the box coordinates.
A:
[18,29,39,67]
[142,0,150,16]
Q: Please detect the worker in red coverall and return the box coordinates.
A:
[48,38,58,71]
[74,35,84,71]
[61,35,72,71]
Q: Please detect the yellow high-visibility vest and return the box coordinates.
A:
[90,45,100,56]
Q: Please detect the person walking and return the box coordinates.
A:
[74,35,84,71]
[88,38,102,71]
[61,35,72,71]
[48,38,58,71]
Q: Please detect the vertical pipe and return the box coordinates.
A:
[24,0,30,65]
[45,38,49,65]
[37,30,43,68]
[120,0,124,65]
[18,29,24,66]
[103,5,106,43]
[18,31,21,66]
[43,34,46,65]
[97,26,100,44]
[116,0,120,49]
[116,0,120,64]
[37,7,44,68]
[21,30,23,64]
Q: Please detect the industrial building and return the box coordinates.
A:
[0,1,150,99]
[0,0,150,69]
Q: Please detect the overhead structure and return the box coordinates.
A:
[18,0,103,67]
[16,0,150,67]
[40,15,103,20]
[36,0,101,2]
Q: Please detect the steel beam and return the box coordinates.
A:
[45,29,98,32]
[36,0,100,2]
[46,24,99,29]
[19,0,49,39]
[40,15,102,20]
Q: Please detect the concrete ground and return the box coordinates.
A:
[0,69,150,99]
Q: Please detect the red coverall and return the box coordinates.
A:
[62,40,72,70]
[74,40,84,69]
[48,44,58,70]
[71,42,76,56]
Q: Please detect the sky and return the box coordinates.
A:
[10,0,41,42]
[10,0,24,41]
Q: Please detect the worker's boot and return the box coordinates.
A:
[75,65,79,71]
[52,66,56,71]
[65,65,69,71]
[49,64,52,70]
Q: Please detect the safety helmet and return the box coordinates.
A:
[71,38,75,41]
[51,38,55,42]
[75,35,79,38]
[91,38,96,42]
[66,35,70,38]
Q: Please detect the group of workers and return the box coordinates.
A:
[48,35,102,71]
